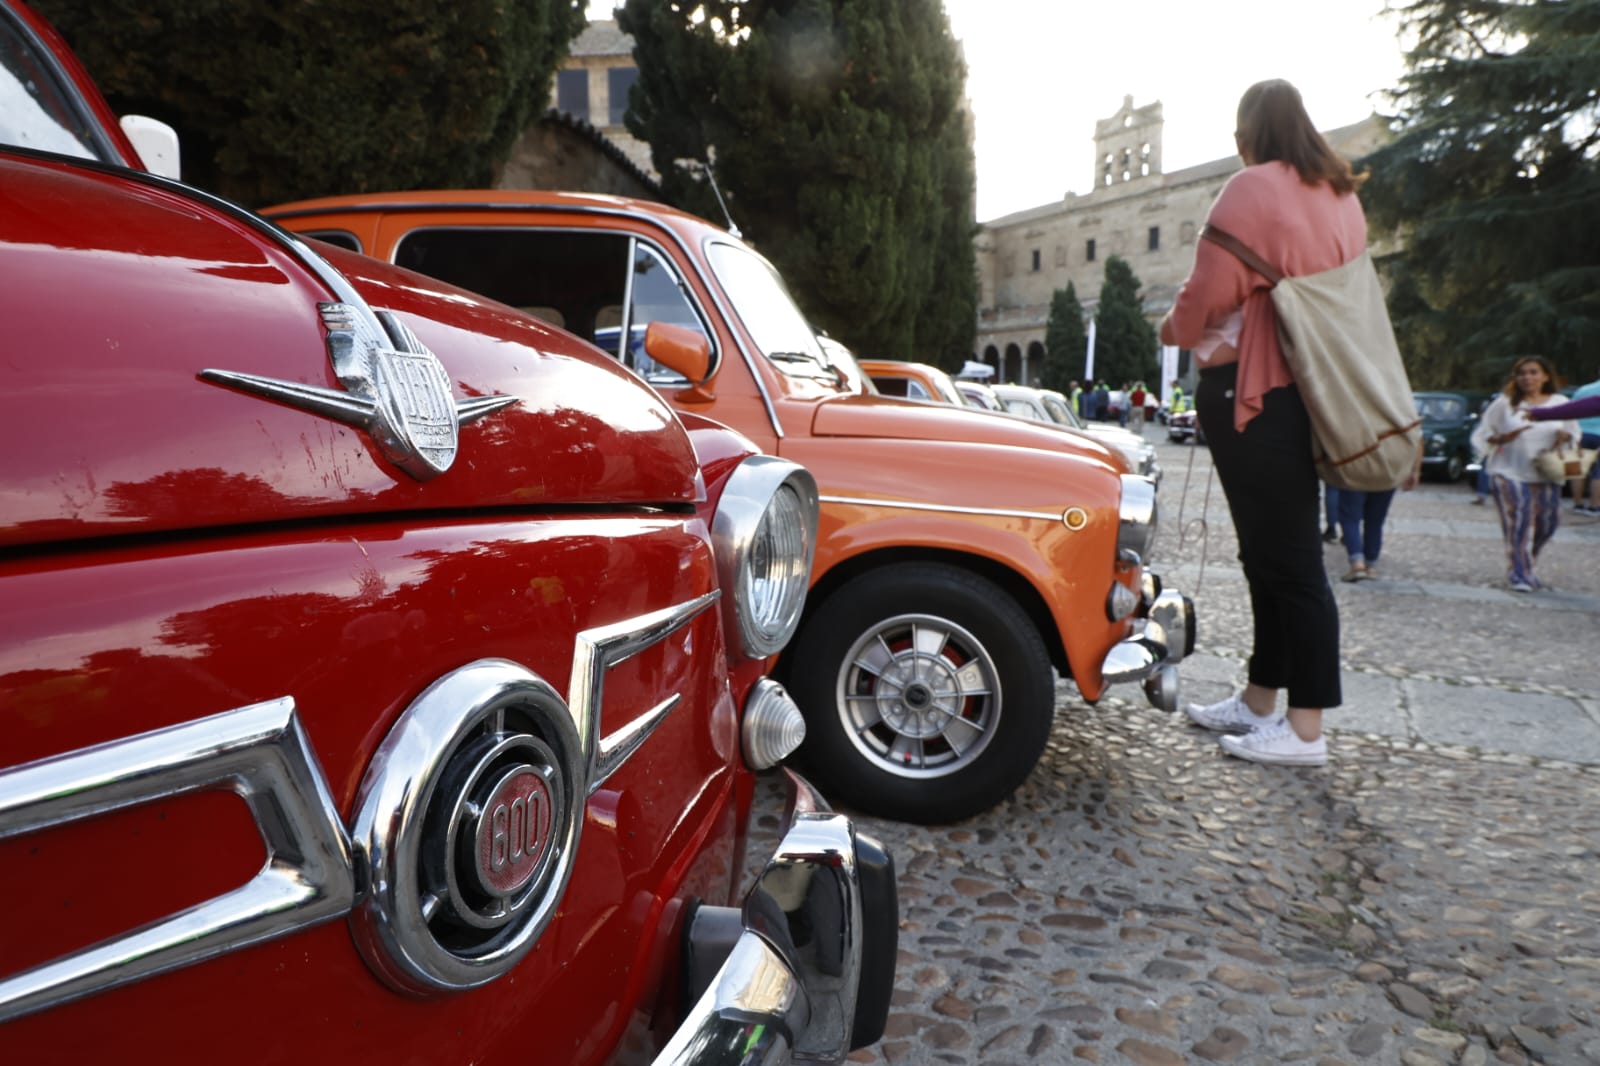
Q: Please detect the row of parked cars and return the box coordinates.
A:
[857,360,1162,482]
[0,2,1195,1061]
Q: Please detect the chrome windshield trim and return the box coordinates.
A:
[576,590,721,791]
[0,699,354,1023]
[700,236,790,441]
[818,493,1067,524]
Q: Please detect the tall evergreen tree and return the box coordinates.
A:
[618,0,978,367]
[1093,257,1158,386]
[32,0,588,207]
[1361,0,1600,387]
[1041,284,1087,393]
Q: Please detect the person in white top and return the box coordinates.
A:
[1469,355,1582,591]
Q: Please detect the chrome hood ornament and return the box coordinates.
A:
[201,302,518,481]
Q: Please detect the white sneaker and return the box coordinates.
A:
[1510,581,1534,593]
[1219,720,1328,766]
[1185,693,1284,734]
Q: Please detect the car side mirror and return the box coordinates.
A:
[643,321,716,402]
[119,115,181,179]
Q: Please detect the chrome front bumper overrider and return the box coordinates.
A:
[1100,587,1196,713]
[653,771,897,1065]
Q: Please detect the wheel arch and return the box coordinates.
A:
[782,545,1069,680]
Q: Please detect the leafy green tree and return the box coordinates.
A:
[1041,284,1087,393]
[1361,0,1600,388]
[32,0,588,208]
[1093,256,1158,386]
[617,0,977,367]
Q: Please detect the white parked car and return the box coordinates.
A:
[992,383,1162,483]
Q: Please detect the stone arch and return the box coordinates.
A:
[1026,340,1046,386]
[1003,343,1023,384]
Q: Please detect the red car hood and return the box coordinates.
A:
[0,155,701,549]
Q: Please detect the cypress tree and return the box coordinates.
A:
[618,0,978,367]
[1361,0,1600,387]
[31,0,589,208]
[1041,284,1087,393]
[1093,256,1158,387]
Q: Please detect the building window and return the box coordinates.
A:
[1055,244,1067,267]
[556,69,588,120]
[607,67,639,126]
[1086,238,1096,262]
[1031,248,1041,272]
[1148,226,1160,251]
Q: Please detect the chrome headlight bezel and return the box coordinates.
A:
[711,455,820,658]
[1117,474,1158,560]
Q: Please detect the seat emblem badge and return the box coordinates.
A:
[199,302,518,481]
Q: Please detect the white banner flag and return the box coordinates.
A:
[1084,317,1097,381]
[1160,346,1180,406]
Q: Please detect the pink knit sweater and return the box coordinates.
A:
[1161,161,1368,430]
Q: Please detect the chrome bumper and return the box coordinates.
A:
[653,770,897,1066]
[1100,587,1196,713]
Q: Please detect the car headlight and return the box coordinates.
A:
[1117,474,1157,561]
[712,456,820,657]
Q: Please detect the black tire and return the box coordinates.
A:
[784,562,1055,824]
[1444,453,1465,482]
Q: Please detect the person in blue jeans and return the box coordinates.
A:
[1322,483,1342,542]
[1338,488,1397,581]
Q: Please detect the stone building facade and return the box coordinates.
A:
[546,20,656,179]
[974,96,1387,387]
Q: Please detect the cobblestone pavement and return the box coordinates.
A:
[757,433,1600,1066]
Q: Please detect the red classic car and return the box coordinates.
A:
[0,3,894,1062]
[262,191,1198,826]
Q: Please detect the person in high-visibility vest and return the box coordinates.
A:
[1168,380,1188,416]
[1068,380,1084,415]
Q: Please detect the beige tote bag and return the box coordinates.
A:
[1202,225,1422,491]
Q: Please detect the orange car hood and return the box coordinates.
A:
[810,393,1123,470]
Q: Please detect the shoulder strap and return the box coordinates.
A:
[1200,224,1283,285]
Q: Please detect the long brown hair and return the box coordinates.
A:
[1504,355,1559,402]
[1235,80,1365,194]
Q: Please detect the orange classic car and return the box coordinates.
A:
[262,190,1197,826]
[0,2,896,1061]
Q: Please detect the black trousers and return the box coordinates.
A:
[1196,364,1342,708]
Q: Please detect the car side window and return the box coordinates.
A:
[301,230,362,254]
[0,9,98,159]
[394,227,632,353]
[625,244,709,383]
[393,228,710,384]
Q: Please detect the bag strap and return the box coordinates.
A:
[1200,224,1283,285]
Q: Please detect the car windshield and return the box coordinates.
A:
[1040,393,1082,428]
[0,8,103,160]
[1416,395,1466,422]
[706,240,836,383]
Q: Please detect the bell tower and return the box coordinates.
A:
[1093,95,1164,189]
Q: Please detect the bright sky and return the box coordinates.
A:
[586,2,1412,222]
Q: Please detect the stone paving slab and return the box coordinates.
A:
[1405,679,1600,764]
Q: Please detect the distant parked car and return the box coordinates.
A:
[1167,408,1204,445]
[1416,390,1492,482]
[856,359,969,407]
[990,383,1162,483]
[955,380,1006,412]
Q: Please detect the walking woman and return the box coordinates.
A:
[1158,79,1374,767]
[1469,356,1580,591]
